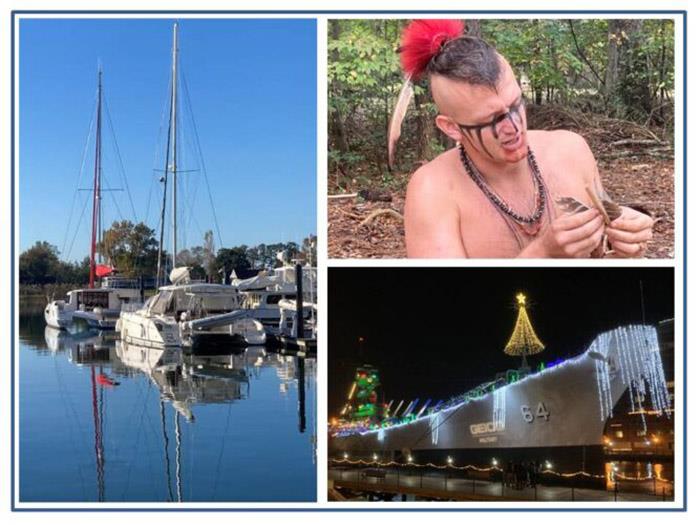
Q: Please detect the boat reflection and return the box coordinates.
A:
[37,326,315,501]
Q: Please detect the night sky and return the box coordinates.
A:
[328,267,674,416]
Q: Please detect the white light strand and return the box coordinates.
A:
[595,325,671,425]
[430,411,441,445]
[492,385,506,431]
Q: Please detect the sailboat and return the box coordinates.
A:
[44,68,142,331]
[116,23,265,350]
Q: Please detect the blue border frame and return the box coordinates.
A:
[10,9,687,513]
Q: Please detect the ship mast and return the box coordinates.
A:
[88,67,103,289]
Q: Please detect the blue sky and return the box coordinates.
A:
[19,18,317,262]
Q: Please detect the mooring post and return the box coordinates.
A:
[295,263,304,339]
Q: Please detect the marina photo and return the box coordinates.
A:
[18,17,317,503]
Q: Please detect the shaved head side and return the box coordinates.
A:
[427,36,501,84]
[431,55,512,114]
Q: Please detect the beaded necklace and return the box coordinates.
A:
[458,144,547,236]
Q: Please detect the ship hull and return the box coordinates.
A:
[331,325,668,458]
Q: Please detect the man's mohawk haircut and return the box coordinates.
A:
[399,19,464,80]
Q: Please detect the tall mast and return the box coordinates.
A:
[170,22,179,272]
[156,23,179,284]
[88,67,103,289]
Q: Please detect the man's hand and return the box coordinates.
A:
[605,206,654,257]
[519,208,605,258]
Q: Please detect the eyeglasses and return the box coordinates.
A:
[455,97,525,140]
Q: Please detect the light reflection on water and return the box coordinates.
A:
[19,309,317,502]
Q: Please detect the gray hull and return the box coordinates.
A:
[332,325,670,453]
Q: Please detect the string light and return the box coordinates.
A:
[594,325,671,423]
[430,411,441,445]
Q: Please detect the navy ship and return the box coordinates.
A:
[330,296,672,474]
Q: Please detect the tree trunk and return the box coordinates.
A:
[414,89,434,161]
[328,21,350,158]
[464,19,482,38]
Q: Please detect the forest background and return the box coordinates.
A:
[327,19,675,258]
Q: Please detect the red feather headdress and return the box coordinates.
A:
[399,19,465,80]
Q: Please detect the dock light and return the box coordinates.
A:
[652,435,660,444]
[545,461,553,470]
[447,456,453,465]
[645,440,651,446]
[491,458,498,467]
[372,453,378,462]
[408,455,414,463]
[613,465,619,472]
[343,452,349,460]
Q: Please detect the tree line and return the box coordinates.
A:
[328,19,675,187]
[20,220,317,286]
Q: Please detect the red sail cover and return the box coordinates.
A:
[95,264,115,278]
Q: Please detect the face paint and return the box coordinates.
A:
[455,98,524,158]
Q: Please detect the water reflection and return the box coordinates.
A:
[20,312,316,502]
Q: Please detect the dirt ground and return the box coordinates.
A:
[328,108,675,259]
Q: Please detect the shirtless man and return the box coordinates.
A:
[401,20,654,258]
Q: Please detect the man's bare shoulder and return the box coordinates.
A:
[529,129,595,159]
[405,147,460,203]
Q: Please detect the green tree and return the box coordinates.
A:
[98,221,159,278]
[215,246,251,280]
[19,241,61,284]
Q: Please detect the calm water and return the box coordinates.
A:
[19,305,317,502]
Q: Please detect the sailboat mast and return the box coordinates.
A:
[170,22,179,272]
[156,23,179,284]
[88,67,103,289]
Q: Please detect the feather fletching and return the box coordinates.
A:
[388,77,414,169]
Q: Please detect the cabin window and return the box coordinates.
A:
[77,291,109,308]
[266,294,282,305]
[615,430,624,438]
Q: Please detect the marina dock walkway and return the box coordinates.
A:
[329,467,673,502]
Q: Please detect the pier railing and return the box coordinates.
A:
[328,464,674,502]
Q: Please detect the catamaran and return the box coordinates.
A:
[116,23,265,350]
[44,69,141,331]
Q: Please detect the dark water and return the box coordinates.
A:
[19,304,317,502]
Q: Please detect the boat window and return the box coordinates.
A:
[266,294,282,305]
[149,291,174,315]
[77,290,109,308]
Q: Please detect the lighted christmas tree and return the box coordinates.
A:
[504,292,545,367]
